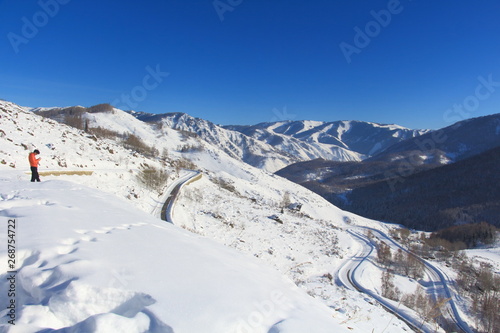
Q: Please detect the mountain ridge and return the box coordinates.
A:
[276,113,500,231]
[225,118,428,158]
[369,112,500,164]
[123,109,430,172]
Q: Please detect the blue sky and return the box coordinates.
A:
[1,0,499,129]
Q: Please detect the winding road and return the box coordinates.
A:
[157,171,473,332]
[151,170,201,223]
[336,227,473,333]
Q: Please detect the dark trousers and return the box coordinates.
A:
[30,166,40,182]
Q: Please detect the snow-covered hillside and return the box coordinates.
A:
[368,113,500,164]
[0,173,354,332]
[1,100,496,332]
[1,100,203,213]
[0,100,410,332]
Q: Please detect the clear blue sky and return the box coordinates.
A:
[1,0,499,129]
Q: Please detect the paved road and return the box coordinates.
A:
[336,227,473,333]
[160,170,201,223]
[157,172,473,332]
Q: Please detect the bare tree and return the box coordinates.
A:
[480,290,500,333]
[376,241,392,267]
[381,271,400,301]
[136,164,168,193]
[406,251,425,279]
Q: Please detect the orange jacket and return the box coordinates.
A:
[29,153,40,167]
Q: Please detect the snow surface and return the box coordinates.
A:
[466,242,500,274]
[0,172,348,332]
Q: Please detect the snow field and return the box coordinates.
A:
[0,175,351,332]
[173,152,414,332]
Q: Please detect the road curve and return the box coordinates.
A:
[346,230,426,332]
[155,172,473,332]
[337,227,473,333]
[159,170,201,223]
[361,227,473,333]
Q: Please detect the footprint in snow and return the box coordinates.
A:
[93,227,114,234]
[60,238,80,246]
[56,245,78,255]
[115,224,132,230]
[80,235,97,242]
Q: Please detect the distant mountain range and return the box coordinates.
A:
[130,110,427,172]
[276,113,500,230]
[30,103,500,231]
[226,120,427,158]
[30,106,429,173]
[368,113,500,164]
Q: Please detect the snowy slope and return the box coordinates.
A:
[0,173,349,333]
[169,148,420,332]
[0,100,192,213]
[369,113,500,164]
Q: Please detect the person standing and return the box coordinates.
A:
[28,149,41,182]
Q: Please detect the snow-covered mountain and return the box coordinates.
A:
[368,112,500,164]
[126,111,299,172]
[226,119,428,160]
[1,99,496,332]
[276,113,500,232]
[125,111,428,172]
